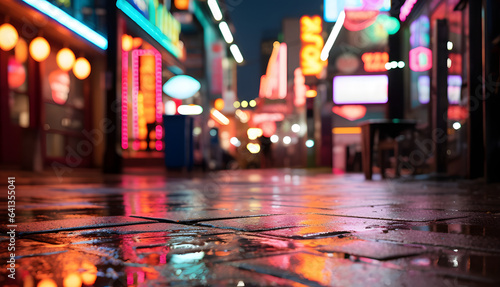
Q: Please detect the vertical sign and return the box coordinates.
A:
[300,15,326,77]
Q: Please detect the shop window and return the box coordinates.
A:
[8,38,29,128]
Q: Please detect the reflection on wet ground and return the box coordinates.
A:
[1,169,500,286]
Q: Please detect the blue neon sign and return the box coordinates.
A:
[22,0,108,50]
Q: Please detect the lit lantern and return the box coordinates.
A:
[56,48,75,71]
[0,23,18,51]
[73,57,91,79]
[15,38,28,63]
[63,273,82,287]
[214,98,224,111]
[37,279,57,287]
[122,34,133,51]
[29,37,50,62]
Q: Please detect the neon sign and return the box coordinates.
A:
[332,105,367,121]
[400,0,419,21]
[259,42,287,99]
[252,113,285,125]
[343,10,379,31]
[22,0,107,50]
[361,52,389,72]
[117,0,182,58]
[300,16,325,77]
[124,49,163,150]
[333,75,388,104]
[294,68,307,106]
[324,0,391,22]
[418,75,430,104]
[410,16,430,48]
[409,46,432,72]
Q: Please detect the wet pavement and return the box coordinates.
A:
[1,168,500,286]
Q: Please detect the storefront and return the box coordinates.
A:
[398,0,467,176]
[116,0,185,165]
[0,0,107,170]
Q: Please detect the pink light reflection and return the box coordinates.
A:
[122,51,129,149]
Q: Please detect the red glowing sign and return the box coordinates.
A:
[252,113,285,125]
[300,15,325,77]
[409,46,432,72]
[448,53,462,75]
[49,69,70,105]
[259,42,287,99]
[344,10,379,31]
[294,68,307,107]
[332,105,367,121]
[361,52,389,72]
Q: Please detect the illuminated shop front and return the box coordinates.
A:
[398,0,468,176]
[117,0,185,162]
[0,0,107,169]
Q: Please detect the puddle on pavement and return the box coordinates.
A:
[6,231,300,286]
[407,252,500,279]
[411,223,500,237]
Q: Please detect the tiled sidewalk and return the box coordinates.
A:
[1,169,500,286]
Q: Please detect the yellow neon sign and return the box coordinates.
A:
[300,15,325,76]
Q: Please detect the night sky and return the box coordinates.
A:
[227,0,323,101]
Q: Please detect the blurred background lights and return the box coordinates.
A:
[214,98,224,110]
[453,122,461,130]
[164,100,177,115]
[447,41,453,50]
[291,124,300,133]
[122,34,133,51]
[398,61,405,68]
[249,99,256,107]
[193,127,202,136]
[177,104,203,115]
[241,100,248,108]
[230,137,241,147]
[306,139,315,148]
[233,101,240,108]
[270,135,279,143]
[247,143,260,154]
[209,128,217,136]
[0,23,18,51]
[306,90,317,98]
[73,57,91,79]
[29,37,50,62]
[283,136,291,145]
[56,48,75,71]
[247,128,263,140]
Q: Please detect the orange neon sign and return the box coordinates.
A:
[361,52,389,72]
[300,15,326,77]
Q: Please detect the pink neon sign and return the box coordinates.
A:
[125,49,163,150]
[121,51,129,149]
[409,46,432,72]
[400,0,418,21]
